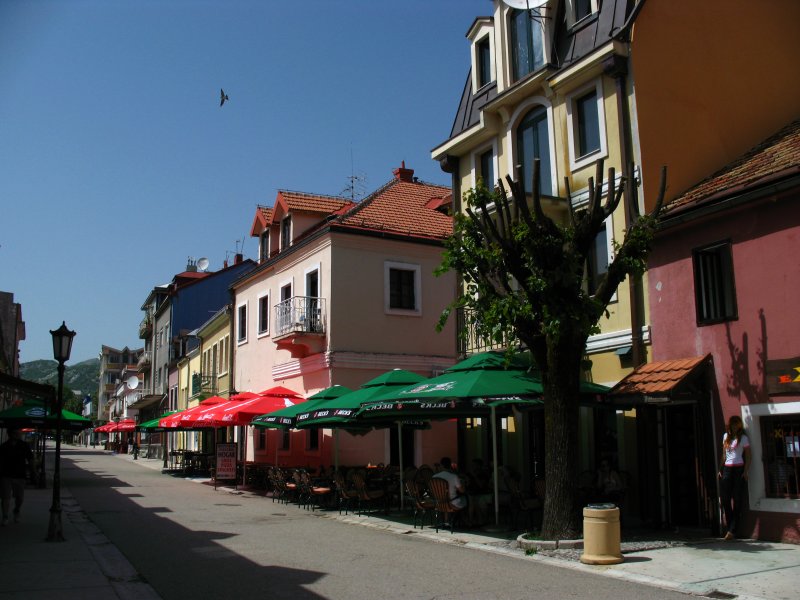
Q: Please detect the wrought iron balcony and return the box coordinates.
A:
[191,373,217,397]
[273,296,326,358]
[137,350,152,371]
[456,307,511,356]
[139,315,153,339]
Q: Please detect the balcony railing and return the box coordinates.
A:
[274,296,326,338]
[456,307,512,356]
[139,315,153,339]
[137,350,152,371]
[191,373,217,397]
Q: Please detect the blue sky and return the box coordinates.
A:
[1,0,490,364]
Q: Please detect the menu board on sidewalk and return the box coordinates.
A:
[215,443,237,480]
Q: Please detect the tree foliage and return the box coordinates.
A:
[437,159,666,539]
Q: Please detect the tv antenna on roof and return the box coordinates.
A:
[340,145,366,201]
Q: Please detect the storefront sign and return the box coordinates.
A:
[766,357,800,394]
[215,443,237,480]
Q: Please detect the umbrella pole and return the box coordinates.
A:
[334,428,339,472]
[491,405,500,527]
[398,422,404,511]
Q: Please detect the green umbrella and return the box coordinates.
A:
[295,371,427,428]
[0,404,92,431]
[252,385,353,429]
[357,351,608,526]
[137,411,176,430]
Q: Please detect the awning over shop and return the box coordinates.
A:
[0,372,55,405]
[128,393,165,411]
[609,354,712,404]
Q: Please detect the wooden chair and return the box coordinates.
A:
[351,471,386,515]
[506,476,542,531]
[428,477,464,533]
[333,471,359,515]
[405,479,435,529]
[299,470,332,511]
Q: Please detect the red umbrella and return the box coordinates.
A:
[160,396,227,428]
[113,419,136,432]
[257,385,303,399]
[94,422,113,433]
[230,391,259,402]
[202,394,300,427]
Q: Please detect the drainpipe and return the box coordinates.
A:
[439,154,462,356]
[603,54,645,368]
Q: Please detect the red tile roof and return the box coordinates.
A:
[610,355,711,397]
[334,179,452,240]
[277,191,354,214]
[666,120,800,215]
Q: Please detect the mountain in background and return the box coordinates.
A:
[20,358,100,399]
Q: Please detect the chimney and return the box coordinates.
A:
[185,257,197,272]
[234,253,243,265]
[393,161,414,183]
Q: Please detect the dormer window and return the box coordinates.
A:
[477,36,492,88]
[259,231,270,262]
[280,216,291,250]
[510,8,544,82]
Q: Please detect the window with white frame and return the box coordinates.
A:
[220,335,229,374]
[567,80,607,169]
[237,303,248,343]
[475,146,495,190]
[385,261,421,315]
[760,414,800,499]
[280,216,291,250]
[258,292,270,335]
[477,35,492,88]
[259,231,270,262]
[570,0,599,26]
[516,105,553,195]
[587,219,611,296]
[509,7,545,82]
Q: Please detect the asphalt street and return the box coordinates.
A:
[58,448,694,600]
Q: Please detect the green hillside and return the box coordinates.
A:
[20,358,100,400]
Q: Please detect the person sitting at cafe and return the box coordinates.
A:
[432,456,467,514]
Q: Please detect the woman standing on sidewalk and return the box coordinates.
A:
[718,415,750,541]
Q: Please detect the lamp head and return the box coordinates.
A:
[50,321,76,363]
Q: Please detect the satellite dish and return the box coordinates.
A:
[502,0,548,9]
[126,375,140,390]
[197,257,210,272]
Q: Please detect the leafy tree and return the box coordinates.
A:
[437,160,666,539]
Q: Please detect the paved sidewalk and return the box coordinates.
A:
[2,445,798,599]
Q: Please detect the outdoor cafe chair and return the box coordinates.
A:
[405,479,435,529]
[333,471,359,515]
[351,471,386,516]
[428,477,464,533]
[299,471,332,511]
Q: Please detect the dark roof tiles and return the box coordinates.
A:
[666,120,800,215]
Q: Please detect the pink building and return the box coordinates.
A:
[231,164,458,471]
[636,121,800,542]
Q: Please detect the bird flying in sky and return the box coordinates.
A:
[220,89,229,107]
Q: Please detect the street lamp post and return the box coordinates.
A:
[47,321,75,542]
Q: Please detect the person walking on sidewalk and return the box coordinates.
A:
[1,429,34,525]
[718,415,750,541]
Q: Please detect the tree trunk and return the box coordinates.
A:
[540,337,583,540]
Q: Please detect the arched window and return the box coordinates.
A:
[516,106,552,195]
[510,8,544,82]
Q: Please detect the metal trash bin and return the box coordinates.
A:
[580,503,623,565]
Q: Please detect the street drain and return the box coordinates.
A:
[705,591,737,599]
